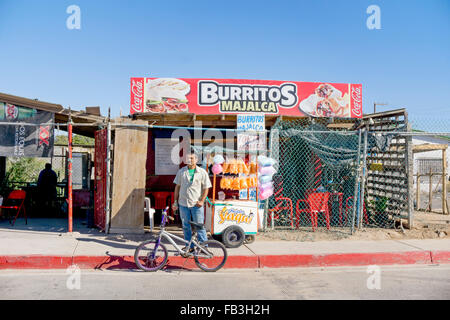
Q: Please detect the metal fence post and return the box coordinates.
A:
[68,108,73,233]
[405,118,415,226]
[105,110,112,233]
[351,129,362,234]
[358,125,369,229]
[266,127,279,231]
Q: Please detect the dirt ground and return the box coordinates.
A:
[256,211,450,242]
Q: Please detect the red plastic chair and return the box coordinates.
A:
[0,190,27,226]
[148,191,175,223]
[296,192,330,231]
[267,178,294,228]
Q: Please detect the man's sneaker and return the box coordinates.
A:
[182,246,194,253]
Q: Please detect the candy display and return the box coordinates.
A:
[211,154,277,200]
[256,155,278,200]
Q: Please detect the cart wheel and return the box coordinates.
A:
[222,225,245,248]
[244,235,255,244]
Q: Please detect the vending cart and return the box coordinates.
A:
[204,152,262,248]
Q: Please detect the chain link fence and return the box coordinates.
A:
[267,119,362,235]
[263,110,439,234]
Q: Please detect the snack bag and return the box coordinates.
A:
[249,162,257,174]
[223,177,232,190]
[231,177,240,190]
[239,159,247,174]
[246,176,252,188]
[222,161,229,174]
[252,176,258,188]
[220,177,226,189]
[243,162,250,175]
[239,177,248,189]
[229,159,238,174]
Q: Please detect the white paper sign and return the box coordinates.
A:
[237,114,265,201]
[237,114,265,151]
[155,138,180,175]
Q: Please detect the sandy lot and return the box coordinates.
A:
[256,211,450,242]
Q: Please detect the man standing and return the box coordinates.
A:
[172,152,211,250]
[37,163,58,214]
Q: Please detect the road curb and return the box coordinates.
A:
[0,250,447,270]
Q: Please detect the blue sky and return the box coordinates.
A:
[0,0,449,129]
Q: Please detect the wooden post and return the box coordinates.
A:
[428,169,432,212]
[443,149,448,214]
[416,174,421,210]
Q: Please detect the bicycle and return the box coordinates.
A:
[134,206,228,272]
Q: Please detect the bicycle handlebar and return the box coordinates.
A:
[162,207,174,221]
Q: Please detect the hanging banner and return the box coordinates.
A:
[130,77,363,118]
[237,114,265,201]
[0,102,54,157]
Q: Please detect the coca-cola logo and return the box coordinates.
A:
[132,80,143,97]
[351,86,362,117]
[131,79,144,112]
[6,104,18,120]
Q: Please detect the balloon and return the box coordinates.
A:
[212,164,223,175]
[258,156,277,167]
[213,154,225,164]
[257,156,268,166]
[258,166,276,176]
[259,175,273,184]
[258,182,273,191]
[265,157,277,167]
[259,188,274,200]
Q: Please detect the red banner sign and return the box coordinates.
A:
[130,78,362,118]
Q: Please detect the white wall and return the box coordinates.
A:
[412,135,449,192]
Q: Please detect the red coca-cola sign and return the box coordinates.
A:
[130,78,144,113]
[350,84,363,118]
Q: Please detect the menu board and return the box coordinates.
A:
[155,138,180,175]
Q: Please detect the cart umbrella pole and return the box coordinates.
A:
[213,173,216,203]
[68,109,73,233]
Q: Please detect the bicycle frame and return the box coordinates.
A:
[150,207,212,259]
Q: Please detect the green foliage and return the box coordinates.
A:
[6,158,47,185]
[55,134,94,146]
[367,196,391,227]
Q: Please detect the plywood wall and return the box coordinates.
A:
[110,119,148,233]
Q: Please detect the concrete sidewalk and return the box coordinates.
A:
[0,218,449,270]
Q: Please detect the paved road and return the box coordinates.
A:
[1,265,449,300]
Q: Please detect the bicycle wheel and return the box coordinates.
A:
[194,240,228,272]
[134,240,168,272]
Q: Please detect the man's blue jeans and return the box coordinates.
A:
[178,205,208,248]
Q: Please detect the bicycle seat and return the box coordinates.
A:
[189,221,204,229]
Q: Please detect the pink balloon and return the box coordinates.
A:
[259,186,274,200]
[211,164,223,175]
[258,182,273,192]
[259,166,276,176]
[259,188,274,200]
